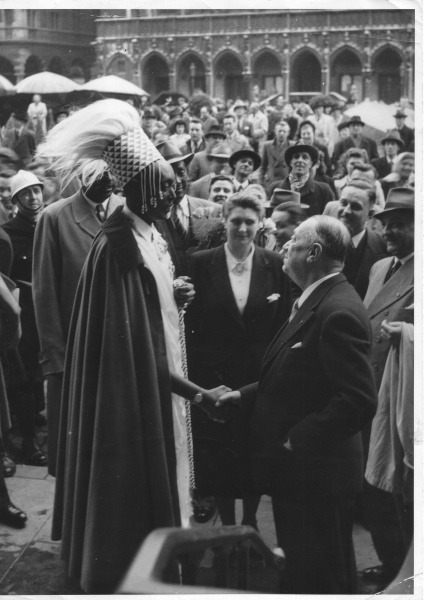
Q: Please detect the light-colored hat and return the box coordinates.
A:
[102,127,162,188]
[270,188,308,210]
[11,170,44,200]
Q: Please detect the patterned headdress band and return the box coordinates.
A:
[102,127,162,188]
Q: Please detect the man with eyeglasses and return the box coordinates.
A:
[217,215,377,594]
[156,141,220,275]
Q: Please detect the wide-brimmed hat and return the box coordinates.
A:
[393,110,407,119]
[10,170,44,200]
[229,148,261,171]
[347,115,365,127]
[233,100,247,111]
[155,141,193,165]
[381,130,404,148]
[204,125,226,140]
[207,142,232,160]
[284,140,319,167]
[374,187,414,220]
[337,121,350,131]
[270,189,308,210]
[13,110,28,123]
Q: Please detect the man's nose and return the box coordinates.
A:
[239,222,247,232]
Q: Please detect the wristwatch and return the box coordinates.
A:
[193,392,203,405]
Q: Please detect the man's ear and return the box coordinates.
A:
[368,206,375,219]
[308,242,322,262]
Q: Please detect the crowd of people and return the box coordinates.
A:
[0,87,415,595]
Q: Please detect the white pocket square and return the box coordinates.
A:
[290,342,303,349]
[267,293,280,303]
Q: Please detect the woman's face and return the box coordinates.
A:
[176,124,185,135]
[398,158,414,180]
[225,207,260,248]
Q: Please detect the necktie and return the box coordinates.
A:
[171,205,189,244]
[289,299,300,322]
[95,204,106,222]
[384,258,401,283]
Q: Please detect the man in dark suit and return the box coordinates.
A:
[361,188,414,588]
[217,214,377,593]
[270,141,335,215]
[179,118,206,155]
[371,130,404,179]
[393,110,414,152]
[259,120,292,192]
[229,148,261,193]
[156,141,221,275]
[188,125,226,182]
[333,115,379,164]
[233,100,253,141]
[32,163,123,475]
[337,179,387,299]
[188,142,232,200]
[11,111,35,166]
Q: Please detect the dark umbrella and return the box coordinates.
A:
[152,91,188,106]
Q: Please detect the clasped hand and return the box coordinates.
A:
[381,319,402,345]
[173,276,195,309]
[199,386,241,423]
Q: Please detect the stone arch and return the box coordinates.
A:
[252,48,283,95]
[106,52,134,81]
[290,48,322,93]
[48,56,66,76]
[213,50,244,100]
[371,44,403,103]
[0,55,16,83]
[330,46,363,100]
[24,54,43,77]
[140,52,170,96]
[176,51,206,96]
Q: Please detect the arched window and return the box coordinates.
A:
[177,54,206,96]
[290,50,321,93]
[142,54,170,96]
[214,53,244,101]
[49,56,65,76]
[0,55,15,84]
[372,47,402,103]
[107,54,133,81]
[331,48,362,100]
[25,55,43,77]
[252,51,282,96]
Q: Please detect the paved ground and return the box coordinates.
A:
[0,453,383,594]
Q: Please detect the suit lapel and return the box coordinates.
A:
[243,249,271,317]
[207,246,245,329]
[71,191,101,238]
[366,257,414,317]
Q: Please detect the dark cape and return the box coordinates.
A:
[52,206,181,593]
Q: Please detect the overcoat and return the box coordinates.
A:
[270,175,335,216]
[52,207,180,593]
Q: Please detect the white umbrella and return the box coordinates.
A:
[82,75,149,97]
[344,100,414,134]
[16,72,81,94]
[0,74,16,96]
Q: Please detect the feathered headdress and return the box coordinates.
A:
[37,99,163,210]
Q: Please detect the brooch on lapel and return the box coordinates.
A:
[267,293,280,303]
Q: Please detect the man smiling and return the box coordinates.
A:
[229,148,261,192]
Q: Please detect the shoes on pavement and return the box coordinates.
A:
[361,565,393,585]
[1,451,16,477]
[0,503,27,528]
[21,439,48,467]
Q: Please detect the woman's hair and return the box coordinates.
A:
[382,152,415,183]
[170,119,188,135]
[223,190,265,220]
[334,147,368,179]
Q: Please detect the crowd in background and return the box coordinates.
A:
[0,86,415,594]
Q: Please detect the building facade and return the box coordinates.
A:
[0,9,96,84]
[94,9,415,103]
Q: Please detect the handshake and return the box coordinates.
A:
[194,385,242,423]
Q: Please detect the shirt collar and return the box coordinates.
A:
[297,272,340,308]
[123,204,156,242]
[351,229,366,248]
[398,251,414,265]
[82,188,110,212]
[178,195,190,218]
[224,242,255,272]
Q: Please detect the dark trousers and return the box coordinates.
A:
[272,492,357,594]
[364,480,413,578]
[0,468,10,508]
[46,372,63,477]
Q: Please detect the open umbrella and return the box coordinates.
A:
[0,75,16,96]
[82,75,149,97]
[344,100,414,142]
[152,91,187,106]
[16,72,81,94]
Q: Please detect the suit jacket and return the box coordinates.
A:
[0,226,12,276]
[239,274,377,497]
[226,131,250,153]
[156,195,221,276]
[12,128,36,163]
[236,116,253,140]
[371,156,393,179]
[188,150,214,182]
[260,139,292,190]
[333,135,379,164]
[270,175,335,215]
[179,138,207,155]
[187,245,292,390]
[343,230,388,299]
[364,255,414,390]
[397,125,414,152]
[188,172,215,199]
[32,190,123,375]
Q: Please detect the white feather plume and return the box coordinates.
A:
[37,99,142,190]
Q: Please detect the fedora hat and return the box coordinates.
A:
[229,148,261,171]
[13,110,28,123]
[10,170,44,201]
[381,130,404,148]
[204,125,226,140]
[284,140,319,167]
[337,121,350,131]
[374,187,414,219]
[347,115,365,127]
[270,189,309,209]
[155,141,193,165]
[207,142,232,160]
[393,110,407,119]
[233,100,247,110]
